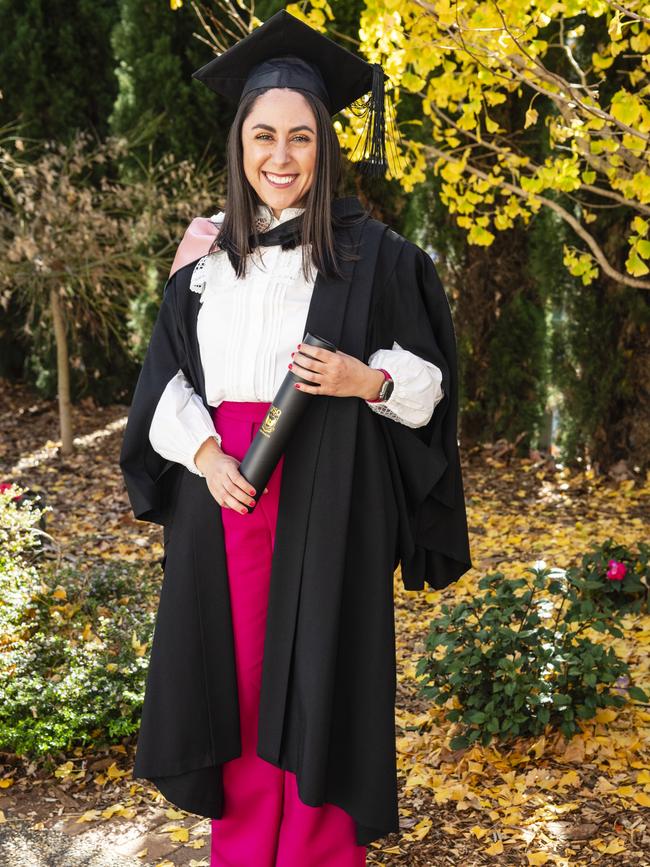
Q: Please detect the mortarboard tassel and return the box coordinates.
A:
[348,62,405,179]
[351,62,387,177]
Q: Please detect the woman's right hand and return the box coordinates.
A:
[195,437,268,512]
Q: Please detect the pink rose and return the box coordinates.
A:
[606,559,627,581]
[0,482,22,502]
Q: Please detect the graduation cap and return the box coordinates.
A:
[192,8,402,178]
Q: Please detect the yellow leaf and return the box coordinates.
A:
[75,810,100,823]
[170,827,189,843]
[468,225,495,246]
[485,839,504,855]
[527,853,551,865]
[102,803,126,819]
[402,72,426,92]
[186,838,206,849]
[595,708,618,724]
[107,762,128,780]
[602,837,626,854]
[608,10,622,40]
[412,816,432,840]
[632,791,650,806]
[0,779,13,789]
[592,52,614,70]
[132,630,148,657]
[524,108,538,128]
[470,826,488,839]
[627,252,649,276]
[440,160,465,183]
[54,761,74,779]
[610,90,642,126]
[485,91,507,106]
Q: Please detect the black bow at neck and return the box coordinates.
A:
[250,213,304,251]
[246,196,367,251]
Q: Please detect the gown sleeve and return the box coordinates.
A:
[375,239,473,592]
[148,369,222,478]
[365,341,444,427]
[119,272,197,525]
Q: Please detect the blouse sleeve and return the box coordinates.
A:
[149,369,222,477]
[365,340,444,427]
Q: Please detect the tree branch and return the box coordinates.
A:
[425,143,650,290]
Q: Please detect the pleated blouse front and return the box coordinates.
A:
[149,206,445,476]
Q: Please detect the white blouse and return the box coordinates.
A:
[149,206,444,477]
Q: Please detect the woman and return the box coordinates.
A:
[119,9,472,866]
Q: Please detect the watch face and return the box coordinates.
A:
[381,378,394,400]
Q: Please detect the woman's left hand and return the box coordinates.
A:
[289,343,384,400]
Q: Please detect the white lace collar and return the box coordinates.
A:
[190,204,306,298]
[253,203,305,232]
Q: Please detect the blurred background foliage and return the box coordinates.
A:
[0,0,647,474]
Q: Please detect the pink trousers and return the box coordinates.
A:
[209,400,367,867]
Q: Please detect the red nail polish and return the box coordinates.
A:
[240,508,246,514]
[288,363,292,369]
[294,384,300,389]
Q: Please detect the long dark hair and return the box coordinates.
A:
[210,87,365,282]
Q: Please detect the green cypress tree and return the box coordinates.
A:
[0,0,118,141]
[109,0,226,163]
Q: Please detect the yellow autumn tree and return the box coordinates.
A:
[291,0,649,289]
[352,0,650,289]
[180,0,648,288]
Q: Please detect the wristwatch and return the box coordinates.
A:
[367,368,394,403]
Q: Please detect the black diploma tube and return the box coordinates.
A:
[238,332,336,513]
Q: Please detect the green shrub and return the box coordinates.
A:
[415,563,648,750]
[0,482,49,560]
[0,485,157,757]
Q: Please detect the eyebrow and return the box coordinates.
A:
[251,123,315,134]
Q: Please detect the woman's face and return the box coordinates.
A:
[242,88,317,220]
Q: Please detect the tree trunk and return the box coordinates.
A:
[50,285,73,455]
[455,225,547,453]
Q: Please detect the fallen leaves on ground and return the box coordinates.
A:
[0,378,648,865]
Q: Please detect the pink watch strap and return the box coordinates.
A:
[367,367,393,403]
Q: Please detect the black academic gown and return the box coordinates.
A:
[119,196,472,846]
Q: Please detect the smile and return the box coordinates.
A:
[263,172,298,187]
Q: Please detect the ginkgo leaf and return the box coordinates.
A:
[485,839,504,855]
[524,108,538,128]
